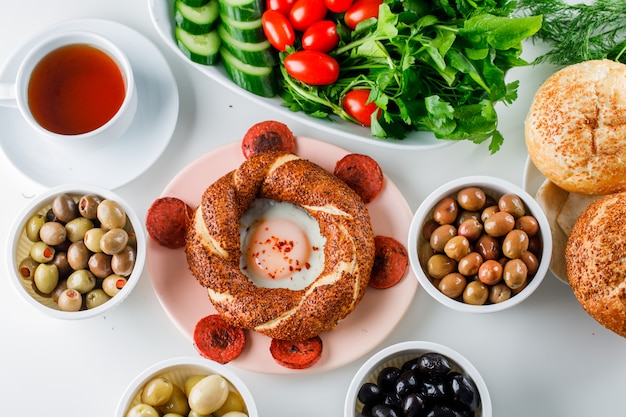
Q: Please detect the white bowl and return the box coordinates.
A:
[115,356,258,417]
[6,184,146,319]
[407,176,552,313]
[344,341,492,417]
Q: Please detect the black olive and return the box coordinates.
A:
[358,382,383,405]
[402,392,427,417]
[395,370,419,397]
[371,404,400,417]
[420,376,448,402]
[401,357,421,372]
[382,392,403,410]
[424,404,467,417]
[418,352,452,376]
[377,367,401,393]
[449,371,480,412]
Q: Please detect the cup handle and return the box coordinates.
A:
[0,83,18,108]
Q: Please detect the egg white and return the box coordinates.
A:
[239,198,326,290]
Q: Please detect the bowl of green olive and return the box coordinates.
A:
[407,176,552,313]
[7,184,146,319]
[344,341,492,417]
[116,356,258,417]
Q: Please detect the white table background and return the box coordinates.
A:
[1,1,624,415]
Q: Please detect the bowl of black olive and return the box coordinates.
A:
[7,184,145,319]
[344,341,491,417]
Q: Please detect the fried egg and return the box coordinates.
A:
[239,198,325,290]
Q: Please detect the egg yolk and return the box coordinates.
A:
[246,218,312,280]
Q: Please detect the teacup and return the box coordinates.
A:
[0,31,137,149]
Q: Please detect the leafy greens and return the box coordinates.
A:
[278,0,542,152]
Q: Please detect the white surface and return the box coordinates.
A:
[0,1,624,416]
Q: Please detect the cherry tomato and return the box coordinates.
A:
[262,10,296,52]
[266,0,297,15]
[301,20,339,52]
[342,89,379,126]
[284,50,340,85]
[344,0,383,29]
[288,0,328,32]
[323,0,352,13]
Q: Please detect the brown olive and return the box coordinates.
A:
[88,252,113,279]
[502,229,529,259]
[488,283,511,304]
[477,259,503,285]
[483,211,515,237]
[102,274,127,296]
[418,242,436,267]
[520,250,540,276]
[457,252,483,276]
[39,221,66,246]
[421,219,439,241]
[480,205,499,223]
[457,218,483,242]
[456,210,480,226]
[85,289,111,309]
[18,256,39,280]
[462,280,488,305]
[50,252,72,278]
[432,197,458,225]
[78,194,102,219]
[443,235,470,261]
[65,217,95,242]
[51,279,68,303]
[429,224,457,252]
[67,241,91,271]
[97,199,127,230]
[100,228,129,255]
[52,193,79,223]
[58,288,83,312]
[426,254,457,280]
[25,214,46,242]
[528,234,543,255]
[475,234,501,261]
[515,215,539,238]
[111,245,137,276]
[84,228,106,252]
[438,272,467,298]
[498,194,526,218]
[503,259,528,289]
[456,187,487,211]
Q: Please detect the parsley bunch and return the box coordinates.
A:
[278,0,542,152]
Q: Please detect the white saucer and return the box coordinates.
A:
[0,19,179,189]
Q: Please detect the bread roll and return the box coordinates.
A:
[525,60,626,195]
[565,192,626,338]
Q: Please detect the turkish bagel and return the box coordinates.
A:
[185,151,375,341]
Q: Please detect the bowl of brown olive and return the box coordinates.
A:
[7,184,146,319]
[115,356,258,417]
[344,341,491,417]
[407,176,552,313]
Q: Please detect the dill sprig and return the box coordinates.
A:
[516,0,626,65]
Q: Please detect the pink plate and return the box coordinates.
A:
[147,137,418,374]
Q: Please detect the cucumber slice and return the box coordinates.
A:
[219,13,265,43]
[217,0,264,22]
[220,47,278,97]
[175,0,220,35]
[178,0,210,6]
[175,27,221,65]
[218,24,276,67]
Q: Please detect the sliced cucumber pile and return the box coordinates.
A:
[172,0,279,97]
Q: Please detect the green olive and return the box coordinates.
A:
[65,217,95,242]
[111,245,136,277]
[184,375,208,398]
[25,214,46,242]
[214,390,246,417]
[58,288,83,311]
[429,224,457,252]
[158,384,190,416]
[102,274,127,297]
[100,228,129,255]
[97,199,127,230]
[66,269,96,294]
[88,252,113,279]
[33,263,59,294]
[438,273,466,299]
[78,194,102,219]
[67,241,91,271]
[30,241,55,263]
[52,193,78,223]
[498,193,526,218]
[462,280,488,305]
[18,256,39,280]
[39,221,66,246]
[125,404,160,417]
[85,289,111,309]
[188,375,229,415]
[84,228,106,252]
[141,376,174,407]
[456,187,486,211]
[443,235,470,261]
[426,254,457,280]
